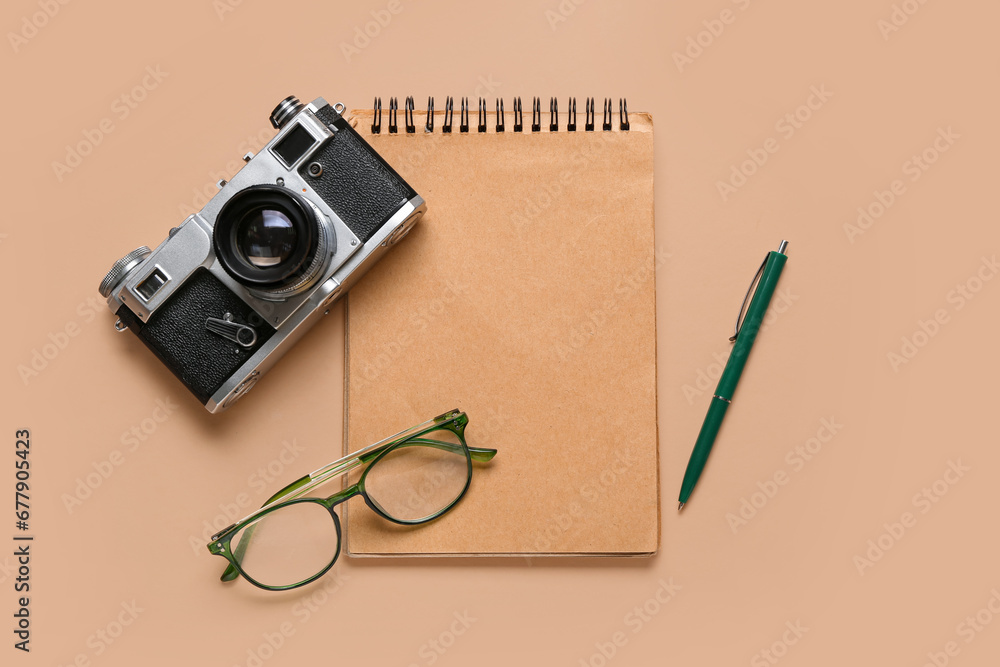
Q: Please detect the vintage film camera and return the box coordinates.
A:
[99,95,424,412]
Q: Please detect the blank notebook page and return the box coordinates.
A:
[343,108,658,556]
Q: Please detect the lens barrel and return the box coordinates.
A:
[214,185,330,294]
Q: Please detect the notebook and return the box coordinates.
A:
[343,97,658,556]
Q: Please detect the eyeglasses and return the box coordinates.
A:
[206,410,496,591]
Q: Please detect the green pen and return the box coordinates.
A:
[678,240,789,510]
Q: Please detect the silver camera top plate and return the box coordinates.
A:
[108,105,363,329]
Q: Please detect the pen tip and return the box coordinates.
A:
[677,502,685,511]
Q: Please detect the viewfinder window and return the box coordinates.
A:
[136,267,168,301]
[273,124,316,167]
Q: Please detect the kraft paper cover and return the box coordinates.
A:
[344,110,658,556]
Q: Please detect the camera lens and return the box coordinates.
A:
[214,185,333,295]
[236,209,297,268]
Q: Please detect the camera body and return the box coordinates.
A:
[99,96,424,412]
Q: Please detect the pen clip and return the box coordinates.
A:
[730,254,768,342]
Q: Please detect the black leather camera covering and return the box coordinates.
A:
[116,268,276,405]
[304,105,415,243]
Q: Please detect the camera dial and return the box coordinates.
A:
[269,96,304,130]
[99,246,151,298]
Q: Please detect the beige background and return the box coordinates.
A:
[2,0,998,665]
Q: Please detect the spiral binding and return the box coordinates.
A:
[460,97,470,133]
[369,97,630,134]
[404,96,415,133]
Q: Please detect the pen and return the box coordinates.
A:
[678,240,789,510]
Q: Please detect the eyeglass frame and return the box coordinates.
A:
[205,409,496,591]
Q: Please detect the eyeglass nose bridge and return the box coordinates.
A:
[323,483,362,509]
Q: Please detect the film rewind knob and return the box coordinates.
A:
[99,246,151,298]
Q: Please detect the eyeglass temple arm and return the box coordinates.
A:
[357,439,497,463]
[469,447,497,462]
